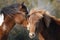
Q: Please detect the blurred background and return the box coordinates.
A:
[0,0,60,40]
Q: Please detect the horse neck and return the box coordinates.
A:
[2,16,15,33]
[49,17,60,27]
[53,18,60,25]
[43,17,60,40]
[0,17,15,40]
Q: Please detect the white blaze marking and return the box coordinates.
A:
[0,14,4,26]
[27,23,30,30]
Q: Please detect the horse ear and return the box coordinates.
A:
[21,2,24,5]
[43,11,51,28]
[19,2,24,9]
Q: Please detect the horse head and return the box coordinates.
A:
[27,8,51,39]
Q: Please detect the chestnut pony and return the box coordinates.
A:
[0,3,28,40]
[27,9,60,40]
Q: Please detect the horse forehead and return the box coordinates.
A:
[0,14,4,26]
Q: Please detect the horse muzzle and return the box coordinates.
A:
[29,32,36,39]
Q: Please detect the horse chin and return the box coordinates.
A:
[29,32,36,39]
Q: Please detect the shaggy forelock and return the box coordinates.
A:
[29,8,47,15]
[29,8,52,28]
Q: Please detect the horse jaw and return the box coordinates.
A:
[0,14,4,26]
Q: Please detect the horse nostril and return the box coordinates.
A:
[32,34,35,36]
[29,33,36,39]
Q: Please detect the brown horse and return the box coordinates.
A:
[27,9,60,40]
[0,2,28,40]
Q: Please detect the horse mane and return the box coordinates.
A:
[1,3,19,14]
[41,11,60,40]
[1,3,27,15]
